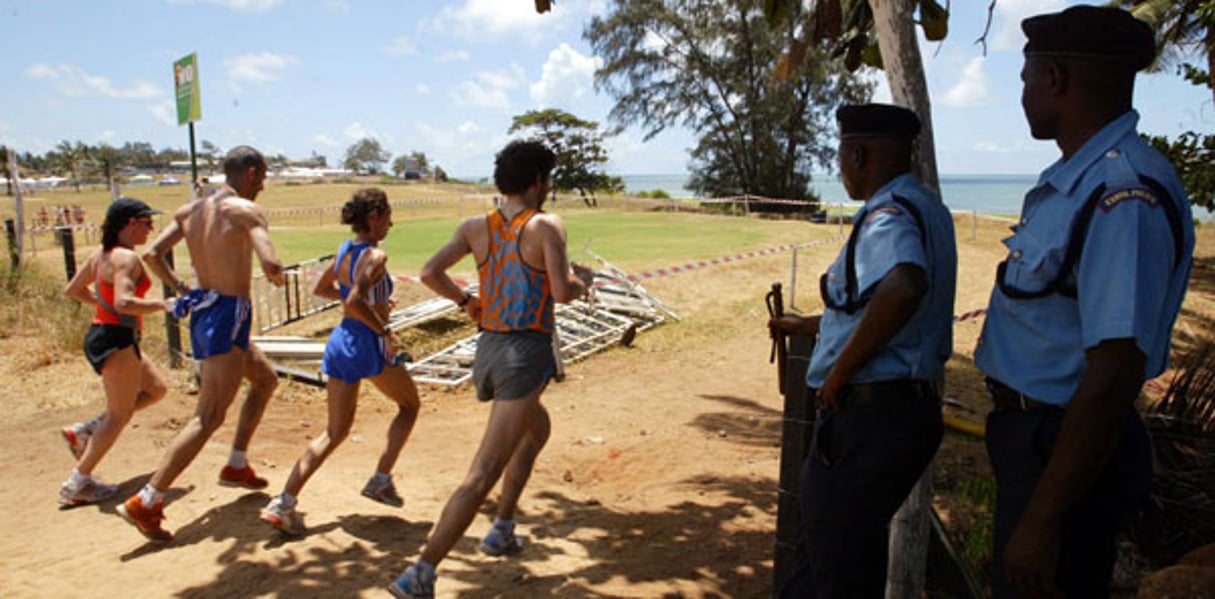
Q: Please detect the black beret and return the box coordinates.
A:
[1022,5,1155,71]
[836,103,921,139]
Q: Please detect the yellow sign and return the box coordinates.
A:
[173,53,201,125]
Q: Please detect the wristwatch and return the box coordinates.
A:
[457,292,472,307]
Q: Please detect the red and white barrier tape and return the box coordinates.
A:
[953,308,988,323]
[619,235,845,283]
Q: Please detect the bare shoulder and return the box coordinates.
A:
[528,212,566,238]
[220,196,266,226]
[456,213,489,238]
[173,200,196,222]
[109,247,143,271]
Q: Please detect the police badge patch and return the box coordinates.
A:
[1098,187,1158,212]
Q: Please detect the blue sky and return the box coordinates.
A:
[0,0,1210,178]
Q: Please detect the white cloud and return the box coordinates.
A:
[457,121,479,134]
[943,57,994,107]
[451,65,526,112]
[225,52,297,84]
[344,122,373,140]
[386,35,419,57]
[149,100,176,126]
[320,0,349,11]
[24,63,162,100]
[992,0,1067,52]
[530,43,602,107]
[415,84,431,95]
[421,0,568,40]
[313,134,341,148]
[168,0,281,12]
[435,50,470,63]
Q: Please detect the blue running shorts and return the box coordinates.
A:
[322,318,392,384]
[189,293,253,360]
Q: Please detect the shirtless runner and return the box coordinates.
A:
[117,145,285,542]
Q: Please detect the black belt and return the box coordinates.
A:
[984,378,1061,412]
[836,379,934,406]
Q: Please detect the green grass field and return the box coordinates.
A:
[6,182,833,278]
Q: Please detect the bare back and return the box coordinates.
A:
[177,190,264,297]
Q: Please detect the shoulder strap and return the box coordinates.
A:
[823,195,928,315]
[1051,175,1183,298]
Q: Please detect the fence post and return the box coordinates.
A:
[789,246,798,311]
[5,218,19,271]
[58,226,77,281]
[162,249,184,369]
[773,334,816,592]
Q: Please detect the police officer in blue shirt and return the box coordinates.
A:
[975,6,1195,598]
[772,103,957,597]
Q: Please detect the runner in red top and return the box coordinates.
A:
[59,198,171,507]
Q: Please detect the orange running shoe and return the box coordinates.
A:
[218,464,268,490]
[116,496,172,543]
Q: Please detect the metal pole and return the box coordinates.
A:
[188,122,199,187]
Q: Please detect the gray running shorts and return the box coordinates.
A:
[472,330,555,402]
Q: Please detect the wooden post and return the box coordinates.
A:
[162,250,184,368]
[4,218,18,272]
[773,333,816,593]
[58,226,76,281]
[887,468,933,598]
[789,247,798,311]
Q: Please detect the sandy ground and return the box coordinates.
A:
[0,214,1208,598]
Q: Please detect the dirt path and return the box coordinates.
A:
[1,215,1208,598]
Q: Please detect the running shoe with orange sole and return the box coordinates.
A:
[61,423,90,460]
[116,496,173,543]
[218,464,269,490]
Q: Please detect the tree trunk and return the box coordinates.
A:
[869,0,940,192]
[868,2,939,598]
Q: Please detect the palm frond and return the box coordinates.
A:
[1135,335,1215,566]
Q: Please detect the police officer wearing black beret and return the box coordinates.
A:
[975,5,1195,598]
[772,103,957,597]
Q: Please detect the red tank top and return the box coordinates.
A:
[477,208,554,334]
[93,261,152,330]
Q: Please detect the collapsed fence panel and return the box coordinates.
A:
[252,254,339,333]
[258,268,673,388]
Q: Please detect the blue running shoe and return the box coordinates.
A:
[479,524,523,556]
[388,564,435,598]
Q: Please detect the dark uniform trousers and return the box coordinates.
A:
[779,379,943,598]
[986,404,1153,598]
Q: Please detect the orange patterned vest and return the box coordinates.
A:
[477,208,554,334]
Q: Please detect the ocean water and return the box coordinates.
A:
[620,173,1035,216]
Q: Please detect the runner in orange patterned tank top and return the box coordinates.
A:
[478,207,553,334]
[392,140,595,598]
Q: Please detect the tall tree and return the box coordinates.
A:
[1120,0,1215,210]
[54,140,88,192]
[343,138,390,174]
[90,143,122,194]
[509,108,623,206]
[585,0,870,201]
[200,140,222,173]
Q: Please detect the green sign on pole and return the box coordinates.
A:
[173,53,201,125]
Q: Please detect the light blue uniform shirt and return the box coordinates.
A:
[975,111,1194,405]
[807,173,958,388]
